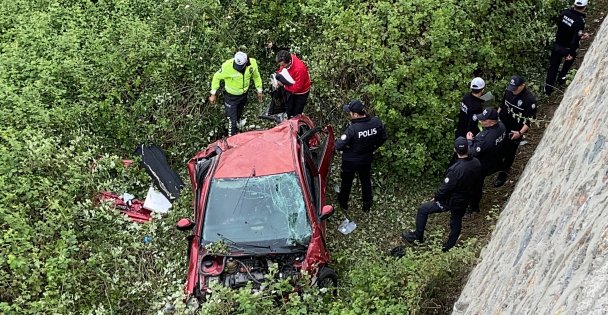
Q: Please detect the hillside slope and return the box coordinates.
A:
[454,17,608,314]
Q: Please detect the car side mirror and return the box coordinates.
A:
[320,205,334,220]
[176,218,195,231]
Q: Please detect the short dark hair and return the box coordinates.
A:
[471,88,483,94]
[276,50,292,64]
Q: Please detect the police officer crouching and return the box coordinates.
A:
[402,137,482,252]
[336,100,387,213]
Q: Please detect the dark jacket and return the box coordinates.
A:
[434,156,482,210]
[336,116,387,164]
[468,121,506,175]
[500,88,538,132]
[555,8,586,52]
[455,92,485,138]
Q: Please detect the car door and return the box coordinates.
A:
[298,123,334,177]
[298,123,335,222]
[314,125,334,179]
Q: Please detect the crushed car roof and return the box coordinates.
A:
[202,121,298,178]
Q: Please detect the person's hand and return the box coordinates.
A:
[257,92,264,102]
[209,94,217,104]
[510,130,522,140]
[466,131,473,140]
[565,54,574,61]
[581,32,591,40]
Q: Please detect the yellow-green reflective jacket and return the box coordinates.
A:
[210,58,263,96]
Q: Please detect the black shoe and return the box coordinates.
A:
[401,231,422,244]
[337,194,348,211]
[556,77,566,85]
[362,201,372,213]
[494,172,508,188]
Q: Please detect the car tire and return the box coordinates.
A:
[316,265,338,295]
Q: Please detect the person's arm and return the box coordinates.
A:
[210,67,225,95]
[209,66,226,104]
[336,127,354,151]
[434,167,460,204]
[513,97,537,139]
[249,59,263,102]
[470,133,490,157]
[252,65,263,94]
[569,19,586,51]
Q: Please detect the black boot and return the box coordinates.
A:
[337,194,348,211]
[362,200,372,213]
[494,171,508,188]
[401,231,423,244]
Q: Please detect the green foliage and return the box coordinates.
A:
[0,0,569,313]
[191,241,478,315]
[299,0,563,177]
[0,128,191,314]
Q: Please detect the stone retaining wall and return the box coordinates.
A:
[454,17,608,315]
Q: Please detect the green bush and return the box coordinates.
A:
[0,0,569,313]
[299,0,560,177]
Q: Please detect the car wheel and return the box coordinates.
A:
[317,265,338,295]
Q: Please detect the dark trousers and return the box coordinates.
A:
[338,160,372,211]
[284,91,309,118]
[545,44,577,95]
[469,174,486,212]
[224,93,248,136]
[499,137,520,175]
[414,201,466,250]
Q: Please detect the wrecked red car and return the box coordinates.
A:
[177,115,335,303]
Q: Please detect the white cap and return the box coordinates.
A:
[470,77,485,90]
[574,0,588,6]
[234,51,248,66]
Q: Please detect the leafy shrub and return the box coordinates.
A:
[0,0,569,313]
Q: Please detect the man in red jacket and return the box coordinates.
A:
[275,50,311,118]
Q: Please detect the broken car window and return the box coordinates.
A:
[202,172,311,246]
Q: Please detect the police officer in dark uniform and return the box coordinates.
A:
[336,100,387,212]
[402,137,482,252]
[455,77,486,139]
[467,107,506,214]
[544,0,590,95]
[494,76,537,187]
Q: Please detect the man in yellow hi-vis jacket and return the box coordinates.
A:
[209,51,263,135]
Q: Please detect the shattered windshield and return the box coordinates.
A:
[202,172,311,246]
